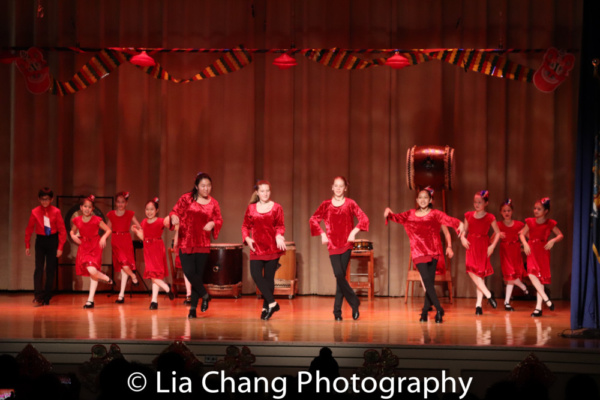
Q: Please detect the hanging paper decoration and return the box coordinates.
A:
[49,47,253,95]
[5,45,573,95]
[533,47,575,93]
[303,48,387,70]
[15,48,51,94]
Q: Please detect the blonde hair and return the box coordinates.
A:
[249,180,271,204]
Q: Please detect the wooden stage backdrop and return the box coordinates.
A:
[0,1,581,301]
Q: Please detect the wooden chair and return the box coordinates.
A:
[346,248,375,301]
[405,257,453,304]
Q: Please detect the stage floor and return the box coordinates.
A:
[0,292,588,349]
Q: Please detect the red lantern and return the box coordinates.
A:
[385,52,410,69]
[130,51,156,67]
[273,53,297,70]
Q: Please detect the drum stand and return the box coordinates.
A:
[405,189,455,304]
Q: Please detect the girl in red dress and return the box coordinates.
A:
[519,198,563,317]
[131,198,174,310]
[385,187,463,323]
[70,195,113,309]
[310,176,369,321]
[242,180,287,320]
[168,172,223,319]
[460,190,500,315]
[495,199,528,311]
[106,191,141,303]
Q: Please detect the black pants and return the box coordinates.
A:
[329,250,360,317]
[179,251,209,309]
[250,258,279,307]
[34,234,58,302]
[417,259,442,313]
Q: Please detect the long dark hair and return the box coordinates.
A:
[191,172,212,201]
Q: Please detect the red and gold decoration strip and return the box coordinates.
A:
[4,46,573,95]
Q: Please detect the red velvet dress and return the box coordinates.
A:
[464,211,495,278]
[241,202,286,261]
[497,220,525,281]
[387,209,461,264]
[310,198,369,255]
[73,215,103,276]
[141,218,168,279]
[170,194,223,254]
[525,218,557,284]
[107,210,136,272]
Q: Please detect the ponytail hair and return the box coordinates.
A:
[540,197,551,211]
[477,190,489,202]
[191,172,212,200]
[116,191,130,201]
[147,197,160,210]
[249,180,271,204]
[500,198,513,211]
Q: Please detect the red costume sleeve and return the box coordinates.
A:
[241,205,252,241]
[351,200,369,232]
[386,210,410,225]
[309,201,328,236]
[434,210,461,233]
[274,204,285,237]
[54,207,67,251]
[24,210,37,249]
[211,199,223,240]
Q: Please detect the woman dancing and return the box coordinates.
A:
[169,172,223,319]
[242,180,287,320]
[385,187,463,323]
[310,176,369,321]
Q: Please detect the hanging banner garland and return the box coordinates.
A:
[7,46,574,95]
[49,47,253,95]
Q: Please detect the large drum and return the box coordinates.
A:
[406,145,455,191]
[352,239,373,251]
[275,242,296,281]
[205,243,243,298]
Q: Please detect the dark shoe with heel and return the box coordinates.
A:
[487,292,497,309]
[475,306,483,315]
[531,309,543,317]
[419,313,428,322]
[334,316,343,321]
[188,309,197,319]
[149,302,158,310]
[352,307,360,321]
[201,294,212,312]
[504,303,514,311]
[167,284,175,301]
[545,299,554,311]
[435,310,444,323]
[183,296,191,305]
[263,303,280,320]
[115,297,124,304]
[83,301,94,309]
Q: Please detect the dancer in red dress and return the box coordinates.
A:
[131,198,174,310]
[242,180,287,320]
[310,176,369,321]
[385,187,463,323]
[519,197,563,317]
[70,195,113,309]
[25,187,67,306]
[495,199,528,311]
[169,172,223,319]
[460,190,500,315]
[106,191,141,303]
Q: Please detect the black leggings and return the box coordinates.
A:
[416,259,442,313]
[250,258,279,307]
[329,250,360,317]
[179,251,209,309]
